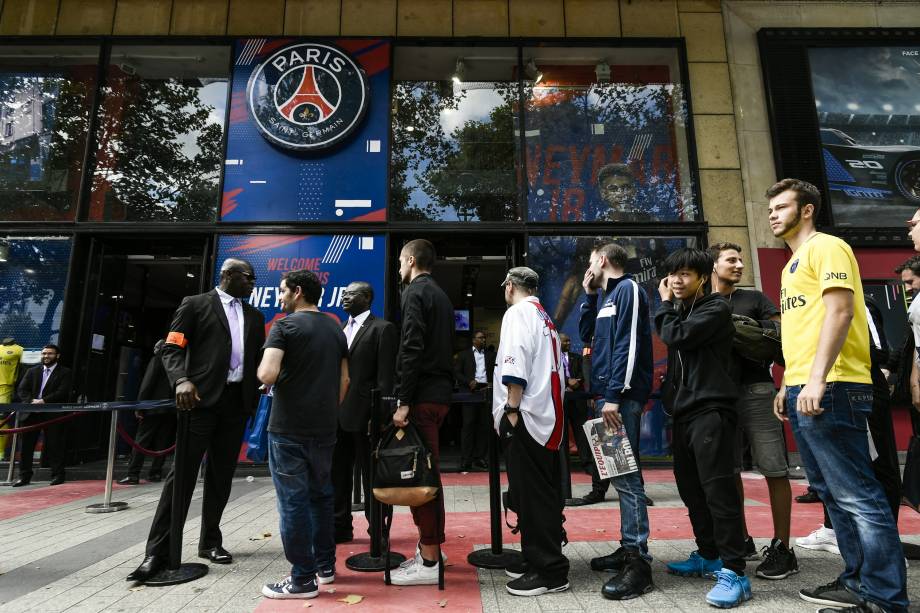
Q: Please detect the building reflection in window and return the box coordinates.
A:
[87,45,230,222]
[0,46,100,221]
[522,47,697,223]
[391,46,520,222]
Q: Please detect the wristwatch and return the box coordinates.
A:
[503,404,520,415]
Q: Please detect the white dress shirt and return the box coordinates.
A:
[216,286,245,383]
[473,348,487,383]
[345,310,371,349]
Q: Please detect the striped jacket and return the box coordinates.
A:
[578,274,653,405]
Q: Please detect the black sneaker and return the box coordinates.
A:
[601,551,653,600]
[799,578,863,608]
[261,576,319,599]
[590,546,627,572]
[796,488,821,503]
[578,490,605,505]
[817,602,885,613]
[505,559,529,579]
[506,572,569,596]
[755,538,799,580]
[743,536,758,560]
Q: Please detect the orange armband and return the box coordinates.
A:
[166,332,188,348]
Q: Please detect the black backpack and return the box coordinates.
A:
[731,314,783,364]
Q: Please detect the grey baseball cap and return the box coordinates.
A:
[500,266,539,289]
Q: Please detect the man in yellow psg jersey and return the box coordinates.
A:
[768,178,907,613]
[0,338,23,461]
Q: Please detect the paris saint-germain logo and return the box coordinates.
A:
[246,42,369,151]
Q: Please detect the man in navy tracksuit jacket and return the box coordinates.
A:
[578,242,654,600]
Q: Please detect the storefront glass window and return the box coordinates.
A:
[391,46,520,222]
[527,234,698,458]
[522,47,696,223]
[88,45,230,222]
[809,45,920,227]
[0,236,72,354]
[0,46,100,221]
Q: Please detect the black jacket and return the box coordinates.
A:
[340,313,398,432]
[395,274,454,406]
[161,289,265,414]
[138,340,174,413]
[18,363,73,419]
[655,292,738,421]
[564,351,584,391]
[454,347,496,388]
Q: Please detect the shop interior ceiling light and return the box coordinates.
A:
[525,58,543,84]
[452,58,466,84]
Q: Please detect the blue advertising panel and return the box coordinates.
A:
[528,235,698,459]
[215,234,386,333]
[0,237,72,353]
[221,39,390,222]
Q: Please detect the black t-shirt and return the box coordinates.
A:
[726,288,781,385]
[264,311,348,439]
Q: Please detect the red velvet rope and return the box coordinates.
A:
[115,421,176,457]
[0,412,15,428]
[0,411,85,434]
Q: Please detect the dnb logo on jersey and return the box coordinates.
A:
[247,42,369,151]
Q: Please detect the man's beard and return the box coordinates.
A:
[776,209,803,238]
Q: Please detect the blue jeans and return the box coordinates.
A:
[787,383,908,612]
[599,398,651,559]
[268,432,336,585]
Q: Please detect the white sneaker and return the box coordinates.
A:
[795,526,840,555]
[389,553,440,586]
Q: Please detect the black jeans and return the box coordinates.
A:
[146,384,248,557]
[127,413,177,478]
[460,395,490,465]
[331,426,370,536]
[565,397,611,495]
[672,410,746,575]
[503,415,569,583]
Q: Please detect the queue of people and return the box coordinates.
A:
[114,178,913,612]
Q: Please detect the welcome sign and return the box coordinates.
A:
[221,38,390,222]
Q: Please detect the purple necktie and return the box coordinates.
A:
[38,368,51,398]
[227,299,242,370]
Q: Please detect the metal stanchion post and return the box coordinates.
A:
[467,389,522,569]
[1,413,19,486]
[351,460,365,512]
[86,410,129,513]
[346,389,406,572]
[143,409,208,586]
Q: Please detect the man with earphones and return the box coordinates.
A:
[654,248,749,609]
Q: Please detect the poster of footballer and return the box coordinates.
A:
[221,39,390,222]
[215,234,386,332]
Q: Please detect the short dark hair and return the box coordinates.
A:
[281,269,322,306]
[593,241,628,270]
[708,242,743,262]
[402,239,436,271]
[663,248,713,280]
[765,178,822,218]
[909,258,920,277]
[43,344,60,353]
[597,163,635,185]
[349,281,374,305]
[896,255,920,275]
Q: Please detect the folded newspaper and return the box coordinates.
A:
[582,418,638,479]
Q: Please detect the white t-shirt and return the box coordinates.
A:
[492,296,566,449]
[910,298,920,366]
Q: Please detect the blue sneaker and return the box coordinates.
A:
[261,576,319,599]
[705,569,752,608]
[667,551,722,577]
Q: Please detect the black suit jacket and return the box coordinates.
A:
[18,363,73,418]
[564,351,584,391]
[161,289,265,414]
[454,347,496,388]
[339,314,397,432]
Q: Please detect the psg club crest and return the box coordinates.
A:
[246,42,369,151]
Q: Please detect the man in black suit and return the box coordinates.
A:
[127,258,265,582]
[454,330,496,471]
[332,281,397,543]
[14,344,72,486]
